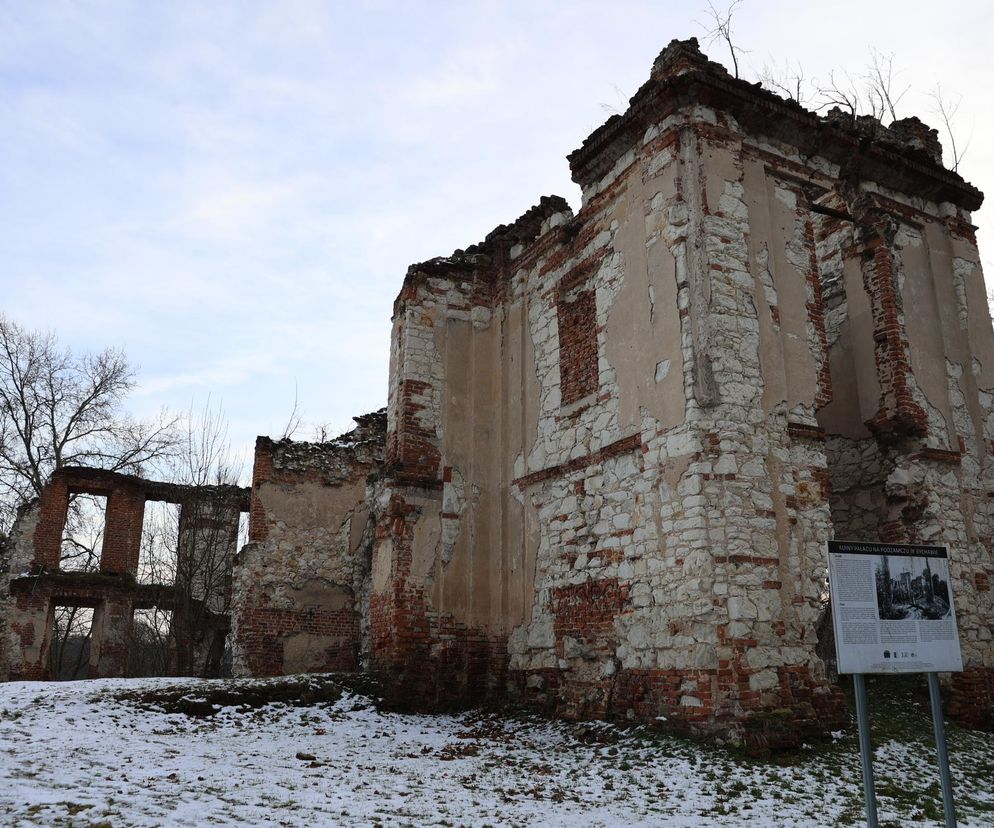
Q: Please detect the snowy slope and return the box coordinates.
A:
[1,675,992,826]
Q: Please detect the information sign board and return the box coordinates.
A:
[828,540,963,674]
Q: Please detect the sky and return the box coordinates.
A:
[3,1,993,473]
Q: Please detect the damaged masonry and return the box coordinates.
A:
[3,38,994,749]
[0,467,248,681]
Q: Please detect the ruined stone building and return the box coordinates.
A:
[3,39,993,747]
[0,467,247,680]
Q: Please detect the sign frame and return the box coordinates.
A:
[828,539,962,675]
[827,539,961,828]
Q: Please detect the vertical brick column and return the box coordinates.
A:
[248,437,274,542]
[856,213,927,441]
[89,597,133,678]
[369,492,431,689]
[392,379,442,483]
[99,485,145,575]
[31,476,70,569]
[8,592,54,680]
[386,280,448,486]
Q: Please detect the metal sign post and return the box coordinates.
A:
[853,673,878,828]
[828,541,964,828]
[926,672,958,827]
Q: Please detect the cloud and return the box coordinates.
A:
[169,174,322,243]
[1,0,991,462]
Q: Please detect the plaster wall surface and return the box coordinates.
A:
[230,413,385,677]
[366,38,994,745]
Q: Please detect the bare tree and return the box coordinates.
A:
[758,48,972,178]
[759,58,813,107]
[130,499,179,677]
[49,605,94,680]
[48,496,105,680]
[813,68,885,122]
[0,315,177,533]
[930,84,973,172]
[0,315,180,679]
[866,48,909,123]
[172,400,245,677]
[700,0,747,78]
[757,42,979,179]
[279,381,303,440]
[128,608,171,677]
[599,83,629,117]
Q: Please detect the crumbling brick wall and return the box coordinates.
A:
[0,500,42,680]
[0,467,248,681]
[11,37,992,746]
[811,136,994,725]
[370,201,567,707]
[369,38,994,746]
[230,412,385,677]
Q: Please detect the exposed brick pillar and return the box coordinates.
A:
[248,437,274,542]
[31,476,70,570]
[89,597,133,678]
[99,485,145,575]
[386,293,445,487]
[392,380,442,483]
[8,592,54,680]
[369,491,430,684]
[801,212,833,409]
[856,212,927,442]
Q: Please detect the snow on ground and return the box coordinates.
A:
[1,675,992,827]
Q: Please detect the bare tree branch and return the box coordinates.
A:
[0,315,179,532]
[279,381,302,441]
[759,58,812,106]
[813,69,867,120]
[129,398,244,677]
[862,49,909,124]
[699,0,747,79]
[930,83,973,172]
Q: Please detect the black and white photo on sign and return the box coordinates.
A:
[874,554,952,621]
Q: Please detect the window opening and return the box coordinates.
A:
[49,605,94,680]
[129,608,173,677]
[59,494,107,572]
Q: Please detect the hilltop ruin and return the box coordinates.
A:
[4,39,992,748]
